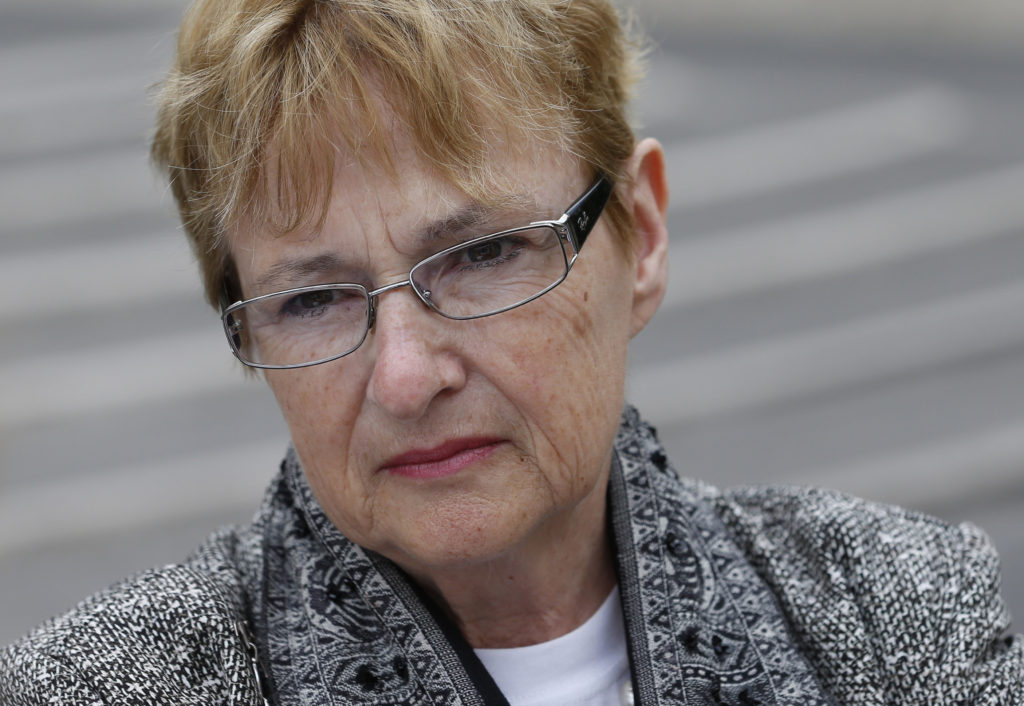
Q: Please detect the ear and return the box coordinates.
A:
[624,138,670,338]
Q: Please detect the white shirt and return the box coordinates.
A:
[474,587,631,706]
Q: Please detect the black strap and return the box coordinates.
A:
[413,584,512,706]
[608,451,649,706]
[373,555,512,706]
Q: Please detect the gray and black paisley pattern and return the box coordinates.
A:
[610,407,834,705]
[243,407,833,705]
[252,466,478,705]
[2,405,1022,705]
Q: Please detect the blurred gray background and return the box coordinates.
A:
[1,0,1022,645]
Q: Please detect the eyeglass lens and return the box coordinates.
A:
[227,225,569,368]
[410,226,569,319]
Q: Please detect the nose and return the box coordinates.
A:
[365,286,466,421]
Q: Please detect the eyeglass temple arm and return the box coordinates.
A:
[564,175,612,251]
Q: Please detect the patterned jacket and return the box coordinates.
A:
[2,407,1022,705]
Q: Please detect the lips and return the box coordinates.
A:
[380,437,504,479]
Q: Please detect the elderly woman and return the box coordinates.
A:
[2,1,1022,704]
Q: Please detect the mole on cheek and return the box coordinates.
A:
[572,311,590,338]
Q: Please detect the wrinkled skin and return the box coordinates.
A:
[228,132,669,646]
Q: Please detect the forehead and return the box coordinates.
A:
[226,129,585,293]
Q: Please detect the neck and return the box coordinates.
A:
[410,481,616,648]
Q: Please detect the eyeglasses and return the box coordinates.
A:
[221,175,612,369]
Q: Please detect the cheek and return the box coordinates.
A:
[265,369,372,519]
[496,285,630,490]
[268,370,351,439]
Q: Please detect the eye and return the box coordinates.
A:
[280,288,349,319]
[296,290,335,309]
[465,239,504,263]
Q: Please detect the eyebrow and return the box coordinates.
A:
[418,196,533,243]
[252,194,538,292]
[253,253,351,292]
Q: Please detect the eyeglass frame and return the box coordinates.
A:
[220,174,613,370]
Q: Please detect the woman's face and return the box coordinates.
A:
[228,136,664,578]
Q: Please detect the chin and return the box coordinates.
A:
[383,498,542,574]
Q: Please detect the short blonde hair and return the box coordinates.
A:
[151,0,646,307]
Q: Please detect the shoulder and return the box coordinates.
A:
[708,484,1024,705]
[0,528,264,706]
[712,484,997,576]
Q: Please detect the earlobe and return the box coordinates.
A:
[625,138,670,338]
